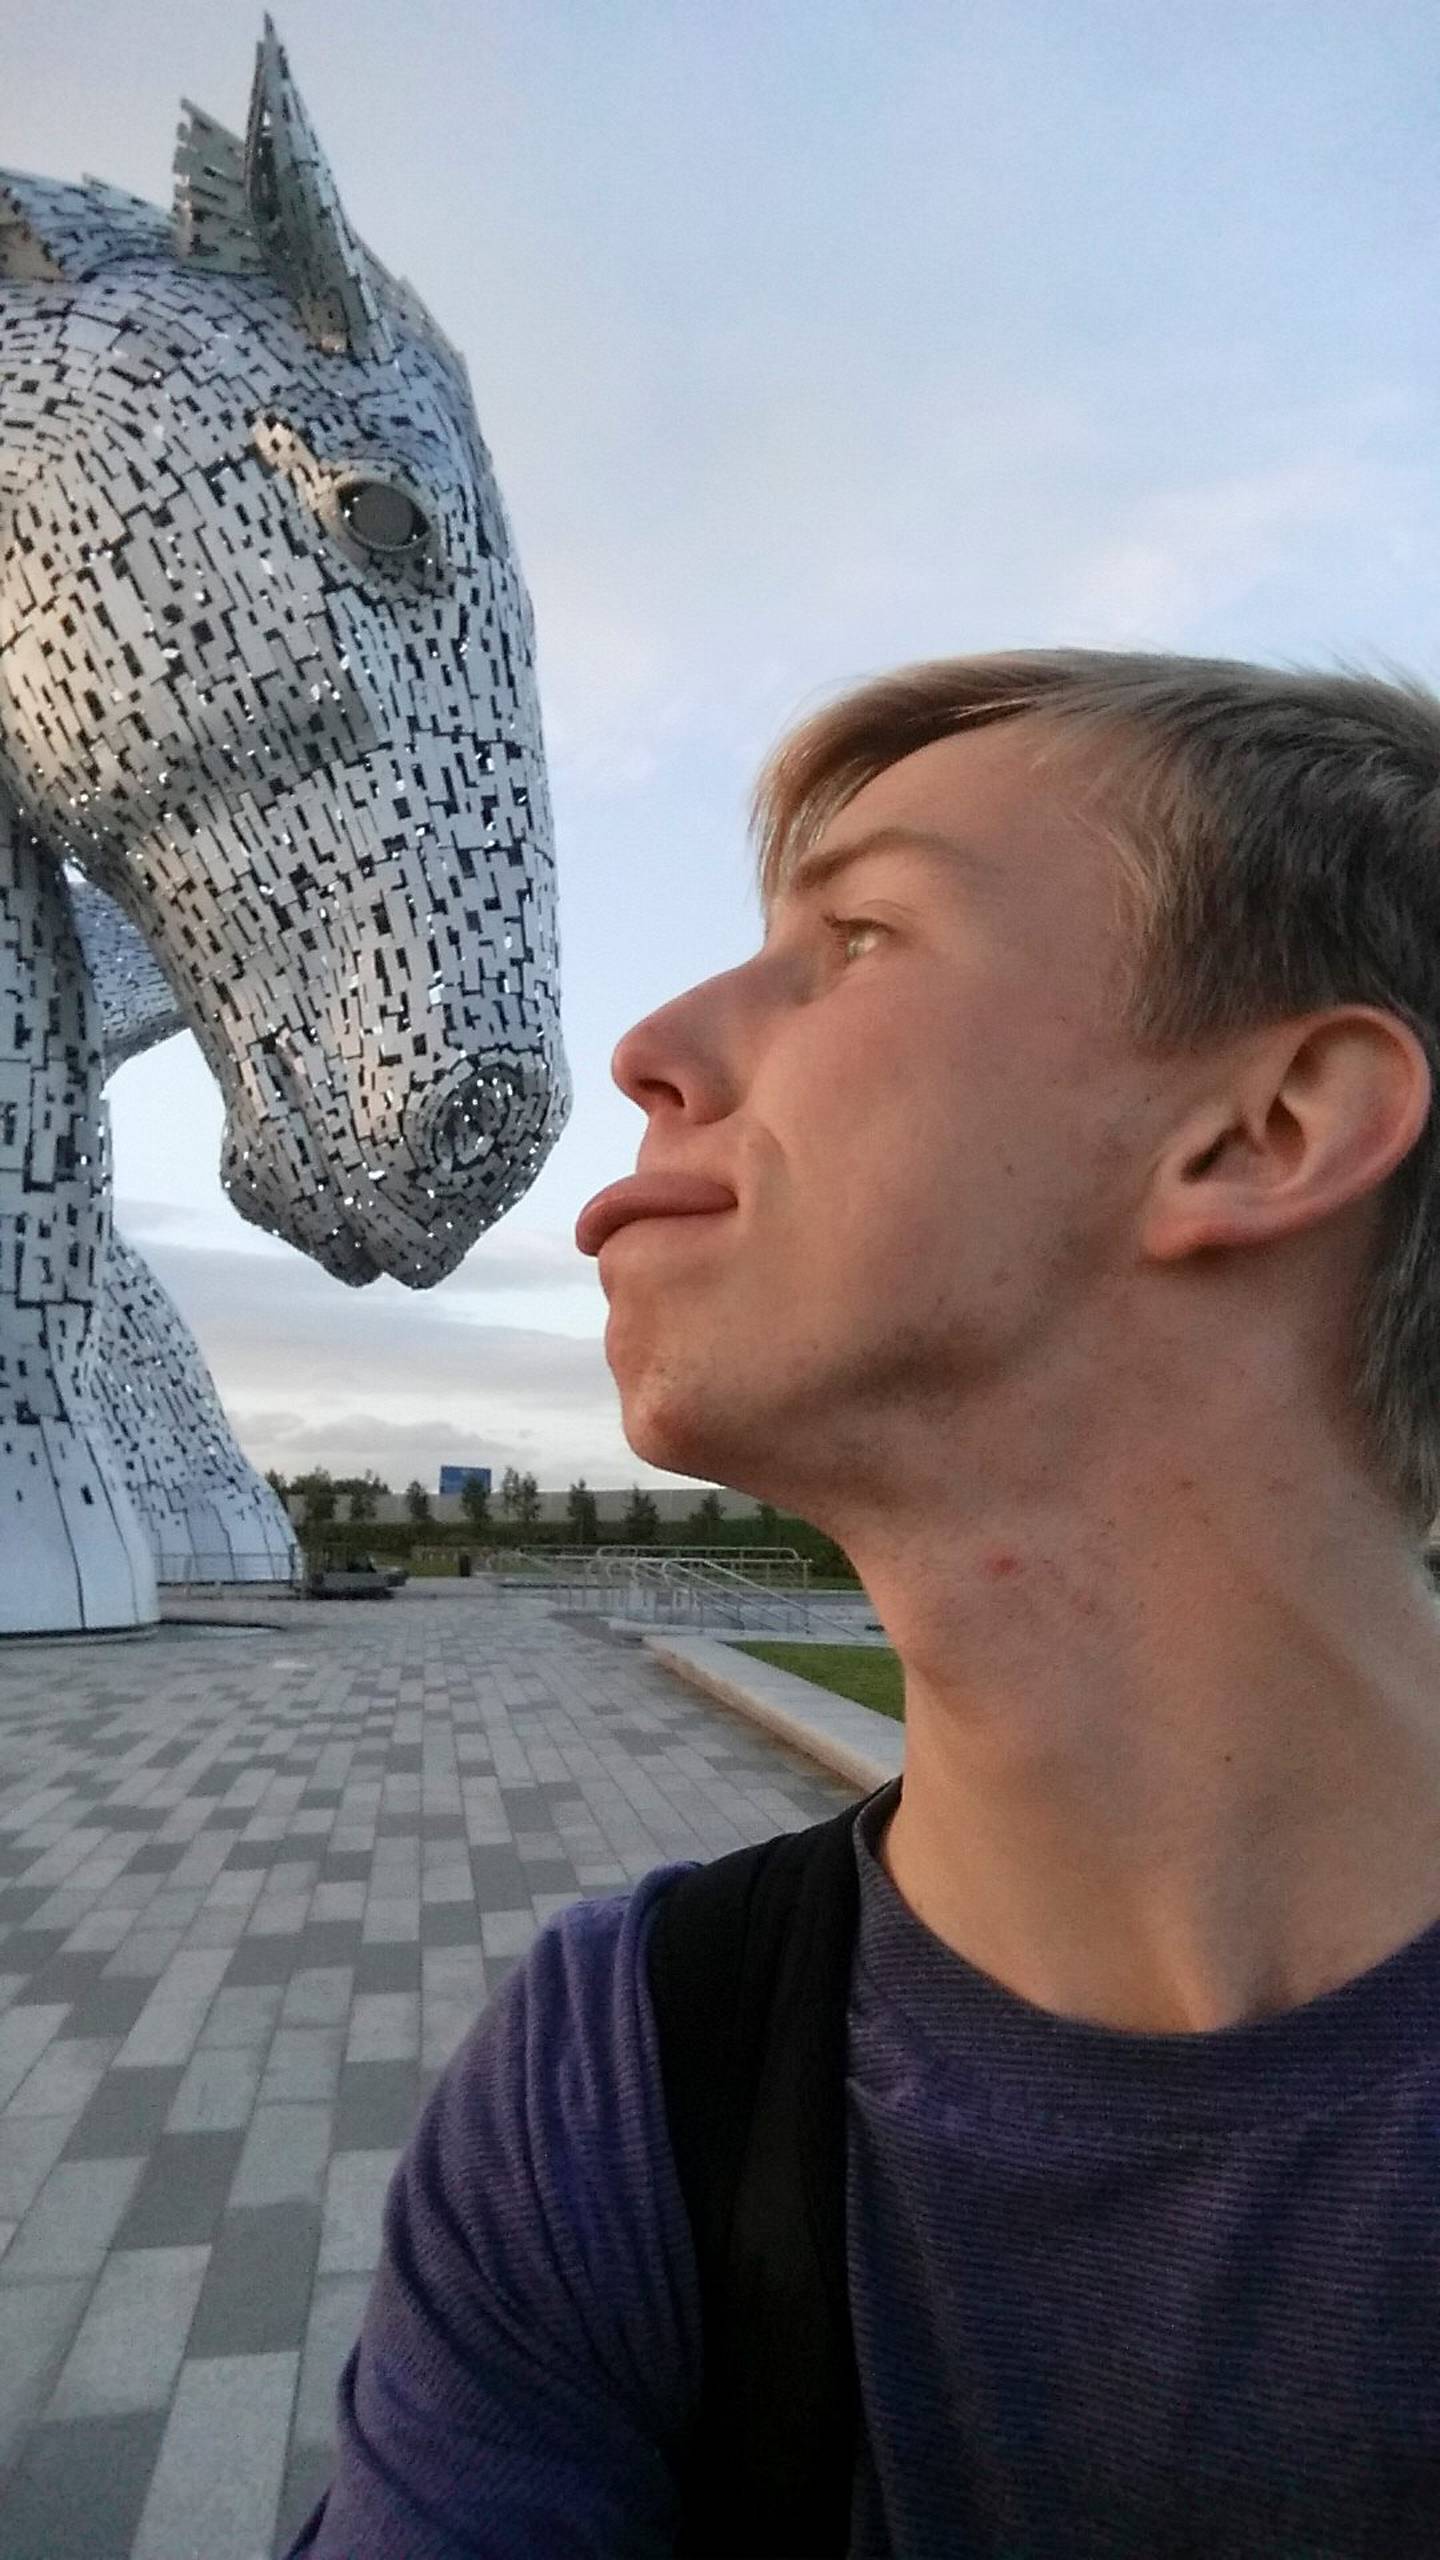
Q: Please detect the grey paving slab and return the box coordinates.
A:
[112,2129,248,2249]
[6,2031,120,2120]
[167,2041,269,2133]
[0,2111,79,2222]
[230,2101,332,2208]
[290,2268,373,2448]
[345,1989,420,2065]
[258,2023,346,2108]
[0,2277,92,2466]
[3,2154,147,2279]
[45,2245,209,2419]
[318,2149,403,2274]
[102,1927,190,1981]
[186,2201,320,2356]
[0,1581,859,2556]
[332,2058,421,2150]
[353,1938,421,1991]
[0,2004,69,2109]
[0,2408,169,2560]
[279,1964,352,2028]
[419,1898,486,1947]
[63,2062,185,2160]
[196,1981,286,2050]
[131,2350,298,2560]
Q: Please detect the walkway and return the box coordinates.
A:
[0,1581,858,2558]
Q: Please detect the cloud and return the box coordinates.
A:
[1064,430,1434,643]
[124,1227,697,1489]
[526,365,1440,807]
[235,1408,586,1486]
[112,1196,221,1241]
[117,1198,599,1304]
[438,1231,598,1300]
[135,1233,606,1398]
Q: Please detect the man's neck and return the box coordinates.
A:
[846,1474,1440,2036]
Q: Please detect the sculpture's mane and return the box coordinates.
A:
[0,15,463,378]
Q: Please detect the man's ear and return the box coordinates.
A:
[1141,1006,1432,1264]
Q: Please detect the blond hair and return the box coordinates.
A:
[752,649,1440,1532]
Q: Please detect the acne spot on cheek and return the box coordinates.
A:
[980,1549,1021,1580]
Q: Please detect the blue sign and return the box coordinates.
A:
[439,1465,492,1496]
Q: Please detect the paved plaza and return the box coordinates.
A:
[0,1581,858,2558]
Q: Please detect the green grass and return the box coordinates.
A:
[733,1641,904,1721]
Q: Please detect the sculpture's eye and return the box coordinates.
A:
[337,479,433,560]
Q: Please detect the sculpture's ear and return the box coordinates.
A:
[242,16,391,359]
[173,102,266,276]
[0,172,168,280]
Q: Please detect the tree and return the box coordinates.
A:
[566,1478,599,1546]
[291,1468,337,1528]
[264,1468,288,1501]
[622,1485,660,1544]
[459,1474,491,1532]
[499,1465,522,1521]
[338,1471,385,1524]
[405,1479,432,1524]
[756,1501,779,1544]
[688,1489,725,1541]
[515,1471,541,1529]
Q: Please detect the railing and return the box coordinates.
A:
[510,1549,817,1634]
[499,1545,811,1587]
[156,1552,303,1591]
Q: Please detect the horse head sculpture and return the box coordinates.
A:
[0,22,572,1631]
[0,18,569,1289]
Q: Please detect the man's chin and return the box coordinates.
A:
[616,1376,796,1510]
[607,1310,838,1509]
[617,1368,731,1478]
[619,1401,726,1487]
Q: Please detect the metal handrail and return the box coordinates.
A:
[532,1549,815,1634]
[501,1545,810,1586]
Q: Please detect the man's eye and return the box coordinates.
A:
[822,912,885,964]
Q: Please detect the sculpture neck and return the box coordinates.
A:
[0,794,157,1631]
[0,800,109,1367]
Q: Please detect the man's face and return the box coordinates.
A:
[584,717,1160,1514]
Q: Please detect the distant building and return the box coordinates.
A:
[438,1464,492,1497]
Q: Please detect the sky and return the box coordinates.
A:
[5,1,1438,1493]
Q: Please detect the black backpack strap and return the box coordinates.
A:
[647,1784,890,2559]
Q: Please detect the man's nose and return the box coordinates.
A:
[611,968,748,1116]
[610,1006,683,1111]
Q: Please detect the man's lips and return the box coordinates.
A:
[575,1173,737,1256]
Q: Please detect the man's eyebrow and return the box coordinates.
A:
[782,825,990,900]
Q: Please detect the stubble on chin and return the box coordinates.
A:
[613,1353,730,1481]
[615,1339,846,1515]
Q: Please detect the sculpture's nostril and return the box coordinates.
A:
[423,1061,551,1183]
[431,1079,494,1175]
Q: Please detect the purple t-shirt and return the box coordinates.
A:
[284,1776,1440,2556]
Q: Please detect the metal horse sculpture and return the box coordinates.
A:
[0,22,569,1634]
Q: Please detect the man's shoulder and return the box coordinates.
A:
[282,1860,714,2557]
[504,1856,704,2008]
[426,1856,705,2156]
